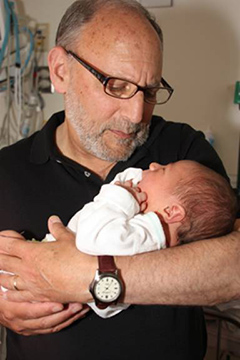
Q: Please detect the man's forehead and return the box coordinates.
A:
[77,7,162,58]
[71,7,162,86]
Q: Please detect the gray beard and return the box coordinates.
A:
[65,93,150,162]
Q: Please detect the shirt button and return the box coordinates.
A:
[56,159,62,164]
[84,171,91,177]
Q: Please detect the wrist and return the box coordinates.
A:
[71,252,97,304]
[114,255,132,303]
[89,256,124,309]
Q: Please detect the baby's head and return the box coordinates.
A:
[139,160,237,246]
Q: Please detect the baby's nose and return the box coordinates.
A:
[149,162,161,170]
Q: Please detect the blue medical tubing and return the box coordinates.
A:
[0,1,35,92]
[21,26,34,73]
[0,0,11,69]
[10,0,21,66]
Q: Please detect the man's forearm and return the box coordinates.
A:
[1,222,240,306]
[117,231,240,306]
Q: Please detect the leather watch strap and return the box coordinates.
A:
[98,255,116,273]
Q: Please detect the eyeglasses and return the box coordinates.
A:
[64,49,174,105]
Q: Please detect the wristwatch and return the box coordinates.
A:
[89,256,123,309]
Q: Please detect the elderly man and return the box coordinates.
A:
[0,1,239,359]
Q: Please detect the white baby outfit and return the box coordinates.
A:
[48,168,166,318]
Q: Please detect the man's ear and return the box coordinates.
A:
[163,204,186,224]
[48,46,70,94]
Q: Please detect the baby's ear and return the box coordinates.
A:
[163,204,186,224]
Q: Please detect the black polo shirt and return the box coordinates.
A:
[0,111,227,360]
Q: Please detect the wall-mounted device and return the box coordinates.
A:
[234,81,240,107]
[234,81,240,193]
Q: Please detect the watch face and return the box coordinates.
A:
[95,275,121,303]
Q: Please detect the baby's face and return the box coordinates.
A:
[138,160,195,213]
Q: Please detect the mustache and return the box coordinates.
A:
[99,119,148,135]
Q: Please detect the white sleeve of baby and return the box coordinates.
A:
[69,184,166,256]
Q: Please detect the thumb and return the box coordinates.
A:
[48,216,74,242]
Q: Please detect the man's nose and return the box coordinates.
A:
[121,91,145,124]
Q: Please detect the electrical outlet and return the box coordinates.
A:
[36,23,49,52]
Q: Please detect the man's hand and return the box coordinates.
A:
[0,297,89,335]
[115,180,147,212]
[0,217,97,304]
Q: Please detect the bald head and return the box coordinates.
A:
[56,0,163,87]
[56,0,163,50]
[81,9,162,76]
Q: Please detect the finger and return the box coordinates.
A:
[23,305,90,335]
[6,303,86,335]
[22,302,64,319]
[50,305,90,334]
[3,289,48,303]
[140,202,147,212]
[48,215,75,242]
[23,303,83,330]
[0,272,23,292]
[0,235,34,257]
[0,230,25,241]
[124,180,133,187]
[0,230,26,256]
[133,186,141,193]
[0,254,23,275]
[136,192,147,204]
[140,191,147,200]
[0,298,64,320]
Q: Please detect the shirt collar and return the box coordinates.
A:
[30,111,65,164]
[30,111,164,166]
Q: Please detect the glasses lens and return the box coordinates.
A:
[105,78,137,98]
[156,89,171,104]
[105,78,172,104]
[144,88,171,105]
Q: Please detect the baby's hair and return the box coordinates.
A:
[173,162,238,244]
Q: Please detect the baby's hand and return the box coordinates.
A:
[115,180,147,212]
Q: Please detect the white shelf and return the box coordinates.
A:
[137,0,172,8]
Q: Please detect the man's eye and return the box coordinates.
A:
[109,84,126,92]
[106,79,132,97]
